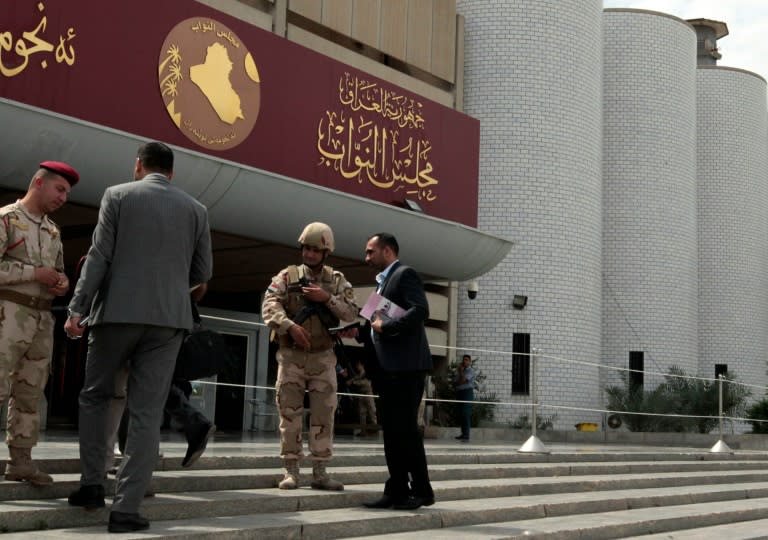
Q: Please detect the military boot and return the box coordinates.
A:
[278,459,300,489]
[5,446,53,486]
[356,413,366,436]
[310,461,344,491]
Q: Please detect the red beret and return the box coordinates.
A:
[39,161,79,186]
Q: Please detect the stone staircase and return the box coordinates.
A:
[3,442,768,538]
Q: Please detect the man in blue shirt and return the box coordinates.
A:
[454,354,476,441]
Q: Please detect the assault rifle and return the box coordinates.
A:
[287,276,339,330]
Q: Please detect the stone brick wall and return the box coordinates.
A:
[697,67,768,417]
[602,11,699,392]
[454,3,768,433]
[456,0,604,428]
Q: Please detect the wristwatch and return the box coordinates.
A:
[67,309,82,319]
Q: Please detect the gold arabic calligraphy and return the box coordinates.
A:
[0,2,76,78]
[190,19,240,48]
[318,73,438,202]
[183,119,237,146]
[338,72,424,129]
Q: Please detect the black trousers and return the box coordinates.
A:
[375,370,433,500]
[117,380,209,453]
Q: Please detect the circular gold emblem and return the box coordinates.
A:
[158,18,261,151]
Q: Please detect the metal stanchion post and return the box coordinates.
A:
[518,348,549,453]
[710,374,733,454]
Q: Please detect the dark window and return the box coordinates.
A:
[512,333,530,395]
[629,351,644,391]
[715,364,728,379]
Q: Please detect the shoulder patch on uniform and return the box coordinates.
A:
[344,288,355,300]
[44,216,61,235]
[9,218,28,231]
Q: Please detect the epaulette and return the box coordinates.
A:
[0,205,18,219]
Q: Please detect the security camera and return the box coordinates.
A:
[467,280,479,300]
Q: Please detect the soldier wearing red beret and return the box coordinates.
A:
[0,160,78,486]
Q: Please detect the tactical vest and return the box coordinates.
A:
[280,264,340,352]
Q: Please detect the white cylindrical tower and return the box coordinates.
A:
[456,0,604,428]
[602,10,699,394]
[697,65,768,411]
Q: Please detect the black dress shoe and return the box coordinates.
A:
[393,495,435,510]
[182,422,216,468]
[108,511,149,533]
[68,484,105,509]
[363,494,401,508]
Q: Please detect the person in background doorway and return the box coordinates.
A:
[105,285,216,477]
[347,359,377,434]
[454,354,476,441]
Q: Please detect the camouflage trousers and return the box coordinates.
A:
[275,347,337,461]
[0,301,54,448]
[351,379,377,425]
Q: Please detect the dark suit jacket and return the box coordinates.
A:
[69,174,213,330]
[372,261,432,372]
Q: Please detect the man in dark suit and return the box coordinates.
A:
[63,142,213,533]
[362,232,434,510]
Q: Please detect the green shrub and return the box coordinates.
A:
[510,413,556,431]
[605,366,751,434]
[746,398,768,433]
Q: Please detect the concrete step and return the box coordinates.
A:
[3,459,768,502]
[5,441,768,538]
[3,474,768,535]
[24,448,768,475]
[5,485,768,539]
[620,518,768,540]
[344,499,768,539]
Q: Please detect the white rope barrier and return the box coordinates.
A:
[192,314,768,433]
[199,314,267,328]
[198,313,754,390]
[428,343,754,388]
[191,379,768,426]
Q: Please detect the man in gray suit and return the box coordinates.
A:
[63,142,213,533]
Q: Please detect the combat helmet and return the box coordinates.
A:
[298,222,334,253]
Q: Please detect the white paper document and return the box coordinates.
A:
[360,291,405,321]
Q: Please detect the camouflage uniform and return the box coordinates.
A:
[348,366,377,428]
[262,264,358,463]
[0,201,62,448]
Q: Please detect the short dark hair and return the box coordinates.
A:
[137,142,174,174]
[462,354,471,361]
[369,232,399,255]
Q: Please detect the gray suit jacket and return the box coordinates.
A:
[69,173,212,330]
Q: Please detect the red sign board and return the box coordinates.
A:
[1,0,479,226]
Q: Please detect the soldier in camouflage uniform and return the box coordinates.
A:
[262,222,359,490]
[0,161,78,486]
[347,360,377,433]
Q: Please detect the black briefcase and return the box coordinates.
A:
[174,303,238,381]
